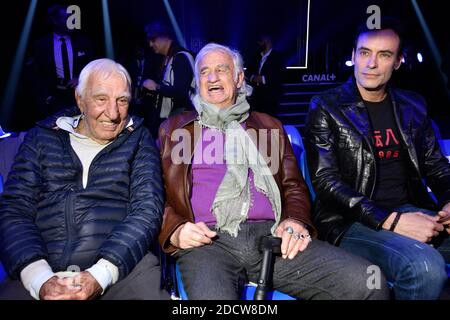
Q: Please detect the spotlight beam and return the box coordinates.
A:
[411,0,449,97]
[0,0,38,129]
[286,0,310,69]
[102,0,115,59]
[163,0,187,48]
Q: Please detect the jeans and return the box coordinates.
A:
[340,204,450,300]
[175,221,390,300]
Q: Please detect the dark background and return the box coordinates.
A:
[1,0,449,135]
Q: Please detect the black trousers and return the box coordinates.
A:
[175,221,390,300]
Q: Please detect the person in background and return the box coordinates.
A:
[247,33,284,117]
[142,21,194,137]
[29,4,96,120]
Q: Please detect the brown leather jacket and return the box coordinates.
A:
[158,110,316,253]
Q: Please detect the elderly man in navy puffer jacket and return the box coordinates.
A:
[0,58,168,300]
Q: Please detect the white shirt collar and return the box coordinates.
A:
[56,115,134,140]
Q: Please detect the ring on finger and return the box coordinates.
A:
[285,226,294,234]
[299,233,311,240]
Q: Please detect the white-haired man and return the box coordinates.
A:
[157,43,390,300]
[0,58,168,300]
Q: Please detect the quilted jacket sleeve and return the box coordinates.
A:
[0,128,49,279]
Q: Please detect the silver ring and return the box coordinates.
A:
[298,233,311,241]
[285,226,294,234]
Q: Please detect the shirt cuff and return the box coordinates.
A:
[20,259,55,300]
[86,259,119,294]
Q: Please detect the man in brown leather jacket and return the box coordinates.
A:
[157,43,389,300]
[305,18,450,300]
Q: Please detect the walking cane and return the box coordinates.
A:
[254,235,282,300]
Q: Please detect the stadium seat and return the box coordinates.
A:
[283,125,315,200]
[0,133,26,285]
[440,139,450,158]
[0,263,5,283]
[0,175,5,282]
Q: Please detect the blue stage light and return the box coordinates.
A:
[0,0,38,126]
[417,52,423,63]
[102,0,115,59]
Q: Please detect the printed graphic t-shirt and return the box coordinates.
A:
[365,94,410,210]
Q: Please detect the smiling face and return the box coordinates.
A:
[198,50,244,109]
[76,72,130,144]
[352,29,402,101]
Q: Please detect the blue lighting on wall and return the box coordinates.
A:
[163,0,187,49]
[0,0,38,127]
[102,0,115,59]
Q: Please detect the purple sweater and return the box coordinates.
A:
[190,127,275,225]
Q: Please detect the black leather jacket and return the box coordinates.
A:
[305,78,450,245]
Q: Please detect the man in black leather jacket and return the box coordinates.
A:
[305,18,450,300]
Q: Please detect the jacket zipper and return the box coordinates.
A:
[344,103,378,199]
[56,124,132,269]
[184,147,195,221]
[366,135,377,199]
[60,190,75,270]
[57,131,80,270]
[392,99,421,177]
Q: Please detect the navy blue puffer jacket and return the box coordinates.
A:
[0,111,164,280]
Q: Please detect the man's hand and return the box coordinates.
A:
[142,79,158,91]
[438,202,450,234]
[170,222,217,249]
[42,272,102,300]
[383,211,444,243]
[275,218,312,259]
[39,275,82,300]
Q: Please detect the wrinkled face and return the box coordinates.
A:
[352,29,402,96]
[76,72,130,144]
[198,50,244,109]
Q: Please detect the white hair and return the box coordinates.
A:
[76,58,131,98]
[194,43,252,96]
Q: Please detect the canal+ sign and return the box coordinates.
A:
[302,74,337,82]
